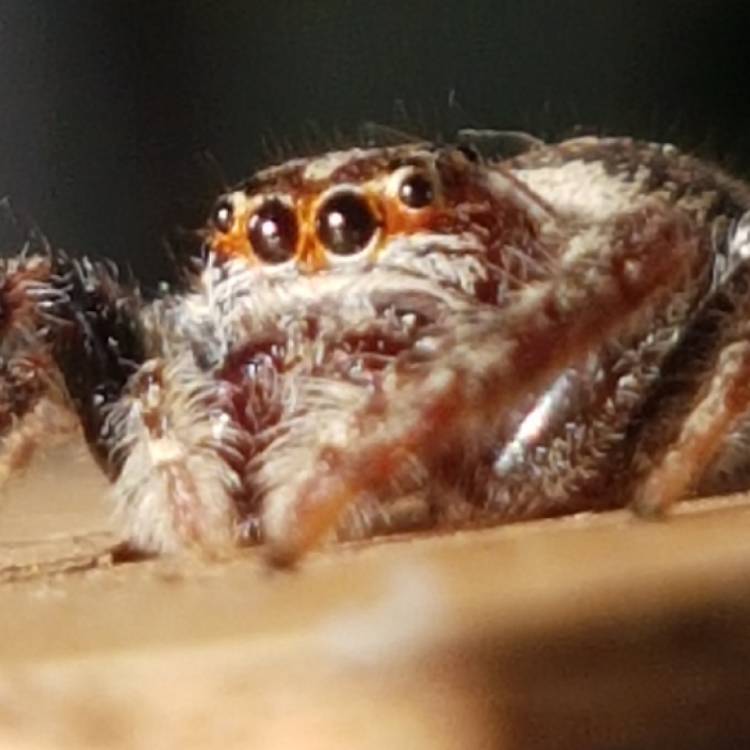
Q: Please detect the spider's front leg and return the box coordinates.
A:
[106,352,244,556]
[263,206,707,566]
[0,247,243,556]
[51,258,245,556]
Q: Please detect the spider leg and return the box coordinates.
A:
[46,255,148,475]
[264,206,706,565]
[626,256,750,515]
[0,398,78,485]
[108,356,243,556]
[0,244,248,554]
[0,248,149,496]
[0,252,78,484]
[633,342,750,515]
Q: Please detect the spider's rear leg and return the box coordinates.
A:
[264,206,707,565]
[0,393,78,486]
[627,254,750,516]
[0,253,80,486]
[633,342,750,515]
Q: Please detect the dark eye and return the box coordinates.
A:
[456,144,481,163]
[212,198,234,233]
[316,192,378,256]
[397,171,435,209]
[247,198,298,264]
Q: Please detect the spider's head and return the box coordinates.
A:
[204,143,553,300]
[195,145,562,515]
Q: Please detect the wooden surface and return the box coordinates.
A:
[2,446,750,749]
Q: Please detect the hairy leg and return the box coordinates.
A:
[633,342,750,515]
[0,253,75,482]
[0,399,78,486]
[0,248,147,489]
[109,357,243,556]
[262,206,705,565]
[626,255,750,514]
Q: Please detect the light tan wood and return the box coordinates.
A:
[1,445,750,749]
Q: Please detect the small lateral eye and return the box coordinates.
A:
[397,170,435,209]
[247,198,298,264]
[316,191,378,256]
[212,198,234,233]
[456,144,481,163]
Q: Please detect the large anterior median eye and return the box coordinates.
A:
[316,191,378,256]
[247,198,298,263]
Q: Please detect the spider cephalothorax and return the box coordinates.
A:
[1,136,750,565]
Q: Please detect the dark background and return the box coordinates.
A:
[0,0,748,284]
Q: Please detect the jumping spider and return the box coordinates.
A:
[2,135,750,566]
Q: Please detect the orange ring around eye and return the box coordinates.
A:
[378,194,441,243]
[210,220,255,262]
[295,195,328,272]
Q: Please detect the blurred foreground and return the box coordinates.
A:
[1,446,750,749]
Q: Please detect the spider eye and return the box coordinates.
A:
[247,198,298,264]
[212,198,234,233]
[397,170,435,209]
[316,192,378,256]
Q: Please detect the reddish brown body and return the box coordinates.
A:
[1,135,749,564]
